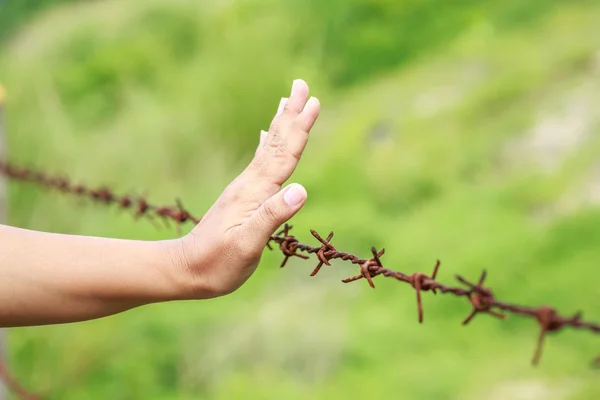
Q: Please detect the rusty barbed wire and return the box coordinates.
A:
[267,224,600,366]
[1,161,599,399]
[0,161,202,235]
[0,161,205,400]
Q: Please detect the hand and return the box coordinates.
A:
[167,79,320,299]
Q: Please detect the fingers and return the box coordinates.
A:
[254,93,288,157]
[298,96,320,131]
[283,95,320,168]
[293,96,321,137]
[243,183,307,244]
[248,79,320,190]
[255,97,289,157]
[276,97,288,116]
[283,79,309,115]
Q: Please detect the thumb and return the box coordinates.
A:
[245,183,307,244]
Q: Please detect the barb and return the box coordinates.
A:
[268,224,600,366]
[0,161,202,229]
[0,161,203,399]
[0,162,599,399]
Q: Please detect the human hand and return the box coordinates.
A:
[166,79,320,299]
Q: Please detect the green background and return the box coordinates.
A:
[1,0,599,398]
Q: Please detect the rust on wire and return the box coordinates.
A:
[268,224,600,366]
[1,162,600,399]
[0,162,202,229]
[456,271,507,325]
[0,162,204,400]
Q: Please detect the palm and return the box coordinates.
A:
[179,79,320,299]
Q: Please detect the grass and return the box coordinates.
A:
[1,0,600,399]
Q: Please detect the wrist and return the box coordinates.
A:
[160,236,217,301]
[86,238,189,306]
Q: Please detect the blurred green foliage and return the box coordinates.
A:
[0,0,90,42]
[292,0,564,86]
[53,5,203,127]
[2,0,600,399]
[2,0,571,88]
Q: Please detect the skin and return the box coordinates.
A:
[0,79,320,328]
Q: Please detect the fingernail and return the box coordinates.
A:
[304,96,318,110]
[290,79,299,96]
[276,97,288,116]
[283,183,306,207]
[259,130,268,147]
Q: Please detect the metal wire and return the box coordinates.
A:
[0,161,598,399]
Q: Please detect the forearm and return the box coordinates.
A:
[0,79,319,327]
[0,224,182,327]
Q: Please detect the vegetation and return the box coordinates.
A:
[1,0,600,398]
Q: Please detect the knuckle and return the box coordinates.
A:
[262,121,304,162]
[259,202,279,225]
[283,100,300,116]
[266,133,286,153]
[268,119,282,137]
[289,148,302,162]
[292,117,309,135]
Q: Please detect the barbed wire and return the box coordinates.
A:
[267,225,600,366]
[0,160,205,399]
[0,161,599,399]
[0,161,202,235]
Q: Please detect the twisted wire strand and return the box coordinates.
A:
[1,162,599,399]
[268,225,600,367]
